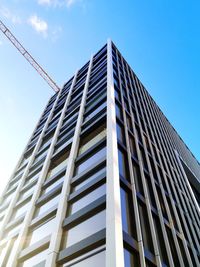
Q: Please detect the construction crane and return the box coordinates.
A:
[0,20,60,92]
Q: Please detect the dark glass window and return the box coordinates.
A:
[145,177,156,208]
[166,227,180,266]
[153,215,169,265]
[124,248,140,267]
[116,122,125,144]
[132,162,144,196]
[78,123,106,155]
[84,101,106,122]
[46,151,69,180]
[120,187,136,239]
[126,115,133,132]
[138,202,154,254]
[140,147,148,172]
[118,148,130,181]
[129,135,138,159]
[156,186,168,221]
[114,87,121,102]
[116,103,123,120]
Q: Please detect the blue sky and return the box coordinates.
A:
[0,0,199,194]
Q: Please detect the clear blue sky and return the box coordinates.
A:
[0,0,199,194]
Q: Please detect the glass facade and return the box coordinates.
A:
[0,41,199,267]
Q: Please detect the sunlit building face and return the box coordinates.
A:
[0,41,199,267]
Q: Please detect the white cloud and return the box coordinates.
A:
[28,15,48,38]
[66,0,77,8]
[0,6,22,24]
[51,26,62,42]
[38,0,52,5]
[37,0,81,8]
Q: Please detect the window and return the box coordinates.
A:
[19,248,48,267]
[18,184,36,201]
[132,162,144,196]
[156,186,168,221]
[12,199,31,219]
[63,250,105,267]
[35,194,60,217]
[116,103,123,120]
[19,156,30,168]
[33,149,48,165]
[25,167,41,186]
[86,91,106,112]
[138,202,154,254]
[116,123,125,144]
[26,217,55,247]
[126,115,133,132]
[78,124,106,155]
[124,248,140,267]
[46,152,69,180]
[42,175,65,195]
[129,135,138,159]
[140,147,148,172]
[39,135,53,151]
[72,166,106,192]
[145,177,156,208]
[114,87,121,102]
[120,187,136,239]
[68,184,106,215]
[63,210,106,248]
[118,148,130,181]
[84,101,106,122]
[3,191,15,205]
[166,227,180,266]
[75,146,106,175]
[153,215,169,265]
[4,223,21,238]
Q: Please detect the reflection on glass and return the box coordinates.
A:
[36,194,60,217]
[69,184,106,215]
[75,147,106,175]
[124,248,139,267]
[78,127,106,155]
[120,188,134,236]
[63,250,105,267]
[28,217,55,246]
[118,149,129,181]
[65,210,106,247]
[73,167,106,192]
[20,249,48,267]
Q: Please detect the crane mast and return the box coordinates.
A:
[0,20,60,93]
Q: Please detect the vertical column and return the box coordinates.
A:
[45,56,94,267]
[116,51,146,267]
[106,39,124,267]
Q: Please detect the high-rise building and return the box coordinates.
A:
[0,40,199,267]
